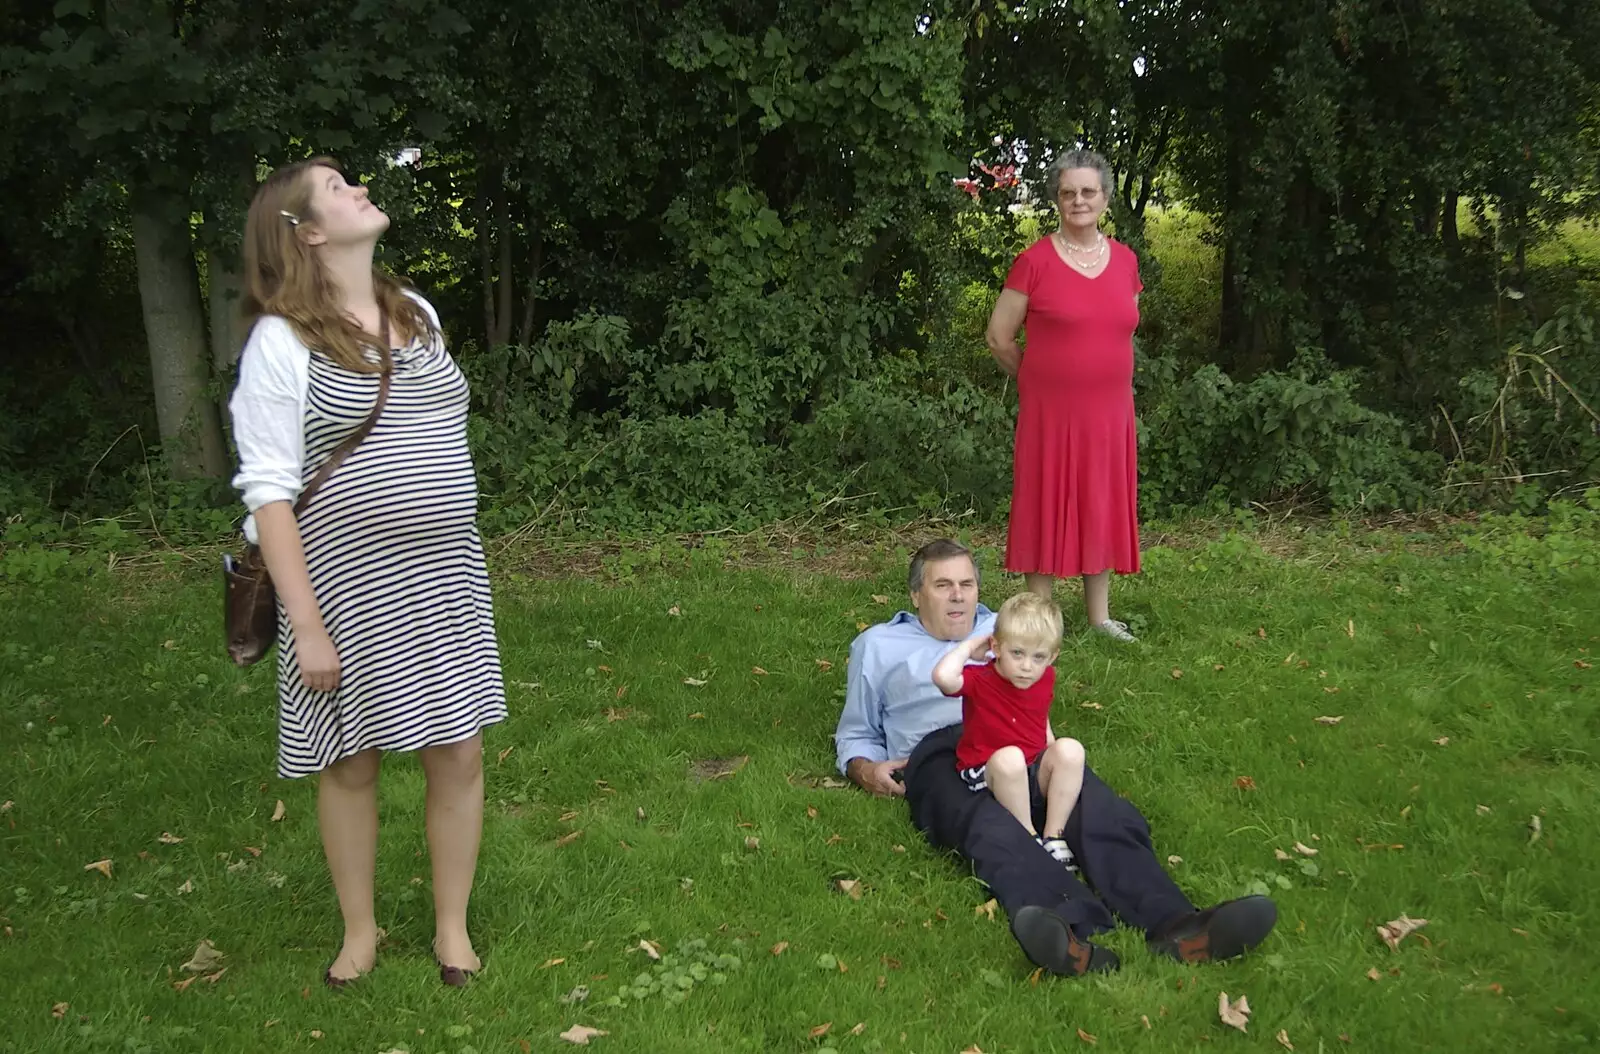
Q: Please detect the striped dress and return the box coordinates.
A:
[274,311,506,778]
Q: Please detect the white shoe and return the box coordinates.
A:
[1094,619,1137,643]
[1039,836,1080,873]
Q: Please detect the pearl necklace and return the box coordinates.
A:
[1056,231,1106,271]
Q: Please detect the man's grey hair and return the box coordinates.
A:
[1047,149,1113,200]
[908,538,980,594]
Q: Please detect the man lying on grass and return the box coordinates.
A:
[834,538,1277,976]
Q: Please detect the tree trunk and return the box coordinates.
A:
[1440,190,1460,255]
[206,249,244,376]
[131,193,228,480]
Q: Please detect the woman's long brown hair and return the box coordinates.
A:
[240,157,436,373]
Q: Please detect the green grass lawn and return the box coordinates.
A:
[2,518,1597,1053]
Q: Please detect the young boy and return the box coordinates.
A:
[931,592,1085,868]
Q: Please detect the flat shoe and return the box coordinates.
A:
[438,960,477,987]
[1011,904,1120,977]
[1147,895,1278,963]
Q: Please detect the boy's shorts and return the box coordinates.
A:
[959,759,1046,816]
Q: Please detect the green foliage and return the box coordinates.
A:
[1442,303,1600,504]
[1136,349,1442,514]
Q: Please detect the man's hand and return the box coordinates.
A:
[848,757,909,797]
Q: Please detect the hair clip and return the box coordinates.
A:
[279,210,301,226]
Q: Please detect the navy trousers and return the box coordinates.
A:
[904,723,1194,938]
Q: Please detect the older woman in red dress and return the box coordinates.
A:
[986,150,1141,642]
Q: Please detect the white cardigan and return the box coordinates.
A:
[228,294,442,543]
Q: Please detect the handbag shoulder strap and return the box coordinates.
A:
[291,315,394,516]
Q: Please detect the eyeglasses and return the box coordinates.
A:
[1058,188,1102,202]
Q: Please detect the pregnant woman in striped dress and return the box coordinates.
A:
[229,157,507,987]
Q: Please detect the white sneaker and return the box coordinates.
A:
[1039,836,1079,872]
[1094,619,1137,643]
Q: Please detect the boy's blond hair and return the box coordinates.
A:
[994,592,1064,651]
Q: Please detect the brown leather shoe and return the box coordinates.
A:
[438,961,477,987]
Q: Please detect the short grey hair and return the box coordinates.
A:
[1047,149,1113,200]
[908,538,980,594]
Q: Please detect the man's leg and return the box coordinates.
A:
[905,726,1113,938]
[1066,766,1277,962]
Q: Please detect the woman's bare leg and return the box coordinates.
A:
[421,734,485,970]
[319,748,382,981]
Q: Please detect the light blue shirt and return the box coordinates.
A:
[834,605,998,774]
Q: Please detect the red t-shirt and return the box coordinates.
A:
[949,660,1056,770]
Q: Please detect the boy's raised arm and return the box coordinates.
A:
[932,634,988,696]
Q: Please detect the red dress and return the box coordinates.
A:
[1003,237,1142,579]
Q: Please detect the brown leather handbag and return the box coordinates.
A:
[224,323,394,666]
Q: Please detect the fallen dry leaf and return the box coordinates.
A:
[744,836,760,851]
[751,666,769,676]
[559,1025,608,1046]
[1257,627,1268,639]
[1167,855,1182,866]
[824,833,843,846]
[182,939,225,973]
[558,810,581,822]
[1235,776,1257,791]
[171,975,197,992]
[1323,686,1341,694]
[892,844,906,852]
[177,879,193,895]
[1277,1028,1295,1050]
[51,1002,68,1019]
[1077,1028,1098,1044]
[687,712,704,719]
[771,941,789,956]
[636,807,646,822]
[815,658,833,672]
[1576,659,1591,670]
[1274,848,1292,861]
[1294,841,1318,857]
[806,806,818,819]
[809,1022,832,1038]
[84,859,112,878]
[1080,701,1103,710]
[637,939,662,960]
[603,707,632,722]
[683,677,707,687]
[614,684,629,700]
[1170,667,1183,679]
[856,620,869,631]
[1314,715,1344,726]
[1529,815,1543,844]
[541,957,567,969]
[157,832,183,844]
[1434,736,1450,746]
[1218,992,1251,1033]
[309,1030,324,1040]
[271,800,286,822]
[667,605,681,616]
[975,899,997,921]
[1141,1015,1151,1029]
[497,745,515,764]
[960,1047,986,1054]
[871,594,890,604]
[850,1022,866,1036]
[203,968,227,984]
[554,830,583,848]
[1476,804,1491,815]
[1367,967,1382,980]
[1377,915,1428,951]
[242,845,262,857]
[836,878,863,900]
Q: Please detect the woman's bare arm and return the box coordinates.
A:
[985,288,1030,377]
